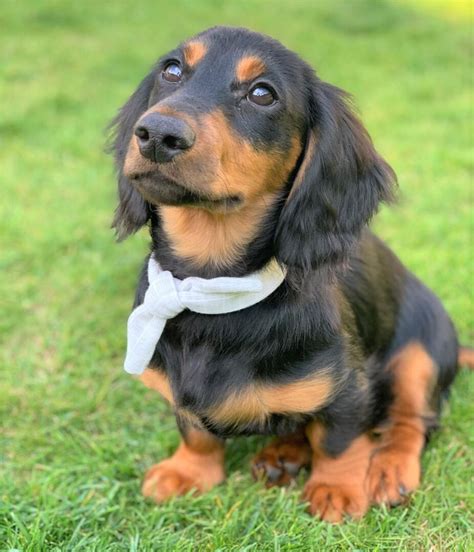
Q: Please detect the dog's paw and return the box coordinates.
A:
[367,447,420,506]
[142,455,224,503]
[251,435,311,487]
[142,461,198,502]
[303,479,369,523]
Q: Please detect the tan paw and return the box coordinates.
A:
[303,479,369,523]
[367,447,420,506]
[251,435,311,487]
[142,461,200,502]
[142,444,225,503]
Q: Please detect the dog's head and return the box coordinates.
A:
[110,26,395,271]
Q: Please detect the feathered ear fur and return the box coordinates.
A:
[275,77,396,271]
[108,72,155,240]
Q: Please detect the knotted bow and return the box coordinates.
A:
[124,256,286,374]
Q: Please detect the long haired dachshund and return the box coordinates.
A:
[109,26,472,522]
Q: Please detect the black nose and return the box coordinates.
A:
[134,113,195,163]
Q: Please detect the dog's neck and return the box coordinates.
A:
[150,191,284,279]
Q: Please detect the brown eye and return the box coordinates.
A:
[162,62,182,83]
[248,85,276,106]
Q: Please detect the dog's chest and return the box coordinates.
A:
[141,350,334,435]
[140,302,337,434]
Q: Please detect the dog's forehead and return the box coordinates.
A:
[151,28,309,131]
[179,27,299,82]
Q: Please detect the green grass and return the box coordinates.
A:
[1,0,472,550]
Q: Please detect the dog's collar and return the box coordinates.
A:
[124,256,286,375]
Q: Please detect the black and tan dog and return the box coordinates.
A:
[109,26,472,522]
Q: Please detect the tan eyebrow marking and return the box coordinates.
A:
[236,55,266,82]
[183,41,207,67]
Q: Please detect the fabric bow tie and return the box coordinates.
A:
[124,256,286,375]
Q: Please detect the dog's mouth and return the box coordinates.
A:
[129,171,243,211]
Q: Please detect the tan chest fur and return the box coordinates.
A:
[139,368,335,428]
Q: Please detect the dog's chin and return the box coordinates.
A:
[129,172,242,212]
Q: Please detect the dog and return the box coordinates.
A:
[108,26,472,522]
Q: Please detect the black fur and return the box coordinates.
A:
[109,72,155,240]
[275,81,395,272]
[109,26,459,458]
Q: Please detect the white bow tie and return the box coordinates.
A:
[124,256,286,375]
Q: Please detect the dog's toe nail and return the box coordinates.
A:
[266,464,283,482]
[282,461,300,476]
[398,484,408,497]
[252,462,265,478]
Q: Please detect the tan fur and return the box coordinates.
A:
[287,131,317,200]
[176,408,205,428]
[367,341,436,505]
[252,430,312,487]
[139,370,207,429]
[304,431,377,522]
[159,110,301,267]
[305,419,326,453]
[236,55,266,82]
[124,107,301,267]
[458,347,474,368]
[123,129,156,177]
[208,372,334,428]
[160,194,277,268]
[139,368,174,404]
[178,110,300,199]
[389,341,435,423]
[137,367,333,433]
[184,428,223,454]
[183,41,207,67]
[142,429,225,502]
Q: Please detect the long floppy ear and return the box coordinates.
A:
[275,79,396,271]
[108,72,155,240]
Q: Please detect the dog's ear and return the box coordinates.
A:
[275,78,396,271]
[108,72,155,240]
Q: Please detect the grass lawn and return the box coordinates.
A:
[1,0,472,550]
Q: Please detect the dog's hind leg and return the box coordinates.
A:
[367,342,437,506]
[303,422,376,522]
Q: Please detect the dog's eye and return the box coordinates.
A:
[248,85,276,106]
[162,62,182,83]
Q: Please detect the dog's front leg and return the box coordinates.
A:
[139,368,226,502]
[142,421,226,503]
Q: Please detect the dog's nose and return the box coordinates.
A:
[134,113,195,163]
